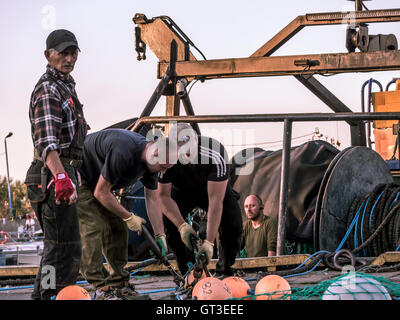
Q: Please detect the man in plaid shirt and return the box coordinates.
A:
[25,29,88,300]
[29,61,81,161]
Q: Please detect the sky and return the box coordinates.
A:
[0,0,400,182]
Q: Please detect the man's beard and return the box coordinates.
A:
[249,211,262,221]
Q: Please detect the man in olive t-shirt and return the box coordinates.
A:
[241,195,277,257]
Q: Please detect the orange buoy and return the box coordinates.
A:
[55,285,91,300]
[222,276,251,300]
[192,277,232,300]
[186,269,207,288]
[0,231,9,244]
[255,275,291,300]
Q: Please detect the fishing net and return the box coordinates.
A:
[229,272,400,300]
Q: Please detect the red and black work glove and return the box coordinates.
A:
[52,172,77,205]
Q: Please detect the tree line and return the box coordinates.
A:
[0,175,32,219]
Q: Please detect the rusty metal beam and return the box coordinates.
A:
[139,70,174,118]
[130,112,400,133]
[250,7,400,145]
[251,9,400,57]
[304,9,400,24]
[245,9,399,148]
[164,40,180,134]
[295,75,354,115]
[2,253,398,277]
[134,16,197,62]
[180,94,201,135]
[370,251,400,266]
[277,119,292,256]
[158,50,400,79]
[295,75,366,146]
[165,95,181,134]
[135,10,400,63]
[0,255,312,277]
[251,16,305,58]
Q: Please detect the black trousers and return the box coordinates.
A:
[29,166,81,300]
[163,185,243,275]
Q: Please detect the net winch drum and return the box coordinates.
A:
[313,147,353,251]
[314,146,394,252]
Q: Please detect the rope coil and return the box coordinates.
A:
[345,183,400,257]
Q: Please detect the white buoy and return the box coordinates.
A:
[322,273,392,300]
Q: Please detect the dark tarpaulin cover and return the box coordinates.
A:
[231,140,339,241]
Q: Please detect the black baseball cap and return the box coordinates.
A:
[46,29,80,52]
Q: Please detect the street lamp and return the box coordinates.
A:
[4,132,13,219]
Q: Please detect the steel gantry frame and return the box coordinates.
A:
[131,4,400,255]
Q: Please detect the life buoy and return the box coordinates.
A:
[0,231,9,244]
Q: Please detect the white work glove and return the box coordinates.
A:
[178,222,198,250]
[196,240,214,265]
[123,213,146,234]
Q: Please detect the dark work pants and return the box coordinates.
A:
[163,185,243,275]
[31,173,81,300]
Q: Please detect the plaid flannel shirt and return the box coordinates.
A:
[29,65,80,162]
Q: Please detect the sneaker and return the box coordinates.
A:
[94,286,121,300]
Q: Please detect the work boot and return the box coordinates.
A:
[94,285,121,300]
[213,267,235,279]
[114,282,151,300]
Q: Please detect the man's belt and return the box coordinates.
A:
[59,157,83,169]
[33,152,82,169]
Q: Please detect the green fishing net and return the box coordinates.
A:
[229,272,400,300]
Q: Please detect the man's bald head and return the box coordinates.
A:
[244,195,264,221]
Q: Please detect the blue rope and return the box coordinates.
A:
[293,250,330,271]
[369,191,384,233]
[339,188,400,257]
[128,257,157,278]
[0,285,34,292]
[388,192,400,211]
[0,280,88,292]
[283,258,323,279]
[279,250,330,279]
[388,192,400,253]
[137,288,176,294]
[354,199,368,256]
[283,201,366,279]
[336,200,365,252]
[360,198,370,256]
[130,266,146,277]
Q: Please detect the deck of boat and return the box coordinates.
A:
[0,253,399,300]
